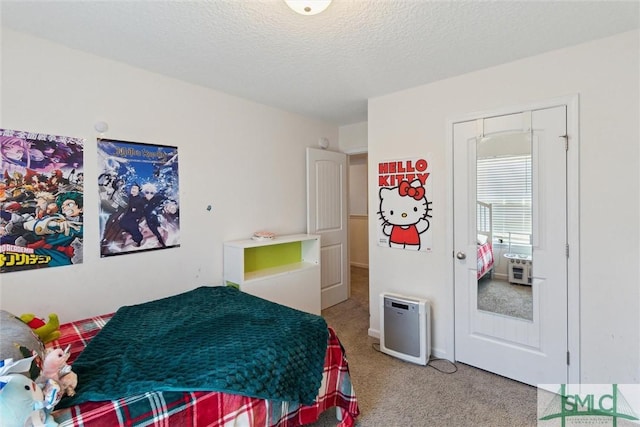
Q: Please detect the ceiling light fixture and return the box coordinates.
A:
[284,0,332,16]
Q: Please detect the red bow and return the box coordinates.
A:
[398,181,425,200]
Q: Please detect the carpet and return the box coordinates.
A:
[477,277,533,320]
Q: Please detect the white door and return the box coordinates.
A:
[453,105,569,386]
[306,148,349,309]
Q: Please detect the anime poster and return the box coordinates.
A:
[0,128,84,272]
[98,139,180,257]
[377,156,433,252]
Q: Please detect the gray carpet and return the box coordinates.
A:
[311,266,538,426]
[477,276,533,321]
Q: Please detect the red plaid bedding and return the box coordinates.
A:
[49,314,359,427]
[477,241,494,279]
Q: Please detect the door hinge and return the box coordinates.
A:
[566,243,570,258]
[567,351,570,365]
[560,134,568,151]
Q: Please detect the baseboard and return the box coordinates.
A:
[430,347,450,361]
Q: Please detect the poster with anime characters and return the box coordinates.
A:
[377,156,433,252]
[98,139,180,257]
[0,128,84,272]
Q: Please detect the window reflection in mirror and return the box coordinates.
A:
[476,132,533,321]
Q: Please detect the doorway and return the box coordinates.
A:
[348,152,369,316]
[307,148,369,311]
[450,96,580,386]
[349,153,368,270]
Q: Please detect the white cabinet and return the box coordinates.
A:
[223,234,321,315]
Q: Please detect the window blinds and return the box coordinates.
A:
[477,155,532,245]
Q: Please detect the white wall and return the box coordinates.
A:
[339,121,367,154]
[368,30,639,384]
[0,29,338,322]
[348,154,368,216]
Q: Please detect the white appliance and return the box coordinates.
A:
[379,293,431,365]
[506,255,533,285]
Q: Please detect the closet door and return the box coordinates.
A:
[453,105,569,386]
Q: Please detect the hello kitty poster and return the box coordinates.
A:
[377,156,433,252]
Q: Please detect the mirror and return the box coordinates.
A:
[476,132,533,321]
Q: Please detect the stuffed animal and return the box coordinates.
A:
[0,357,59,427]
[20,314,61,344]
[38,346,77,398]
[0,310,45,381]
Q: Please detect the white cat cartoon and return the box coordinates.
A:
[378,179,432,250]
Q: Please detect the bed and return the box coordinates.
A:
[477,201,494,280]
[48,286,360,427]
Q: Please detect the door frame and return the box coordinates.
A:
[445,94,581,384]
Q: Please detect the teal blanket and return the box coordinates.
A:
[61,286,328,406]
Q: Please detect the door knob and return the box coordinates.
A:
[456,251,466,260]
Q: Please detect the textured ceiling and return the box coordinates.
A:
[2,1,639,125]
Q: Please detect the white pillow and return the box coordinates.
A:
[477,234,488,245]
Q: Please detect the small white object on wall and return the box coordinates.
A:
[94,121,109,133]
[318,137,329,149]
[284,0,332,15]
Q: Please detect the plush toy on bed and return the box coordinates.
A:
[0,310,45,381]
[38,346,77,398]
[20,313,61,344]
[0,356,59,427]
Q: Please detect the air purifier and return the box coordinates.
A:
[379,292,431,365]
